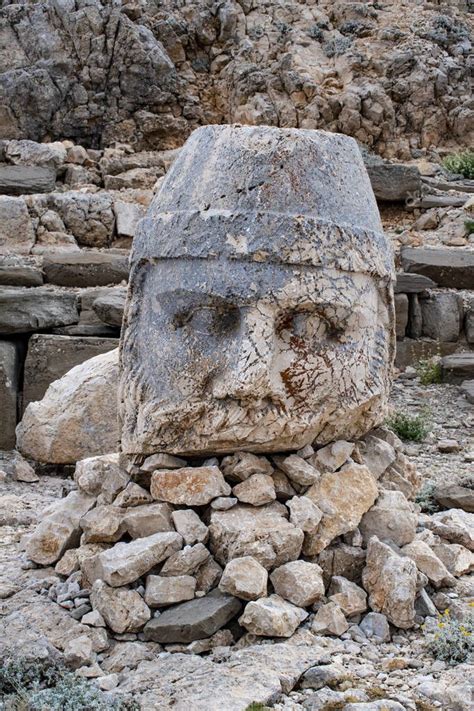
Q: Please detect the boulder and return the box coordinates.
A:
[402,540,455,588]
[270,561,325,607]
[272,454,320,486]
[0,196,35,254]
[220,451,273,482]
[122,503,174,539]
[317,544,367,587]
[160,543,210,577]
[311,602,348,636]
[431,542,474,577]
[433,485,474,514]
[22,334,118,409]
[74,453,129,503]
[16,349,119,464]
[145,575,196,607]
[81,531,183,587]
[357,435,396,479]
[43,251,129,287]
[151,466,231,505]
[218,556,268,601]
[0,286,78,334]
[113,200,145,238]
[80,505,125,544]
[359,490,417,547]
[171,509,208,545]
[394,273,436,293]
[364,158,421,202]
[304,462,378,555]
[401,247,474,290]
[0,164,56,195]
[420,292,462,342]
[359,612,390,642]
[239,594,308,637]
[287,496,323,533]
[442,353,474,384]
[328,576,367,617]
[26,491,95,565]
[233,473,276,506]
[309,441,355,473]
[209,502,304,570]
[362,537,417,629]
[0,255,43,286]
[92,288,126,327]
[141,452,187,472]
[425,509,474,550]
[143,590,241,643]
[90,580,150,634]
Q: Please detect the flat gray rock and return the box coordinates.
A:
[0,286,78,334]
[401,247,474,290]
[92,288,126,326]
[142,589,241,643]
[364,159,421,202]
[434,485,474,514]
[442,353,474,383]
[395,272,436,293]
[0,164,56,194]
[0,340,20,449]
[43,251,129,287]
[0,256,43,286]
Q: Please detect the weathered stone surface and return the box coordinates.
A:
[358,435,396,479]
[0,339,20,449]
[442,354,474,383]
[304,462,378,555]
[151,466,231,505]
[22,334,118,408]
[328,577,367,617]
[90,580,150,634]
[141,452,187,472]
[145,575,196,607]
[221,452,273,482]
[160,543,209,577]
[394,293,408,339]
[0,164,56,194]
[401,247,474,290]
[16,349,119,464]
[460,379,474,404]
[101,642,155,673]
[270,561,324,607]
[364,159,421,202]
[219,556,268,601]
[43,251,129,287]
[0,286,78,334]
[311,602,348,636]
[420,292,462,342]
[114,482,152,507]
[272,470,297,501]
[239,594,308,637]
[431,542,474,577]
[92,288,126,327]
[425,509,474,551]
[143,590,242,643]
[273,455,320,486]
[171,509,208,545]
[287,496,323,534]
[74,453,129,503]
[26,491,95,565]
[195,557,223,595]
[113,200,145,238]
[362,537,418,629]
[402,540,455,589]
[317,544,367,588]
[434,485,474,514]
[209,503,304,570]
[0,255,43,286]
[82,531,183,587]
[122,503,174,539]
[0,196,35,254]
[359,490,417,547]
[119,126,395,458]
[233,473,276,506]
[359,612,391,642]
[80,505,124,544]
[395,273,436,294]
[64,634,95,669]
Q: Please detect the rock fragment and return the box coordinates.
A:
[239,594,308,637]
[287,496,322,533]
[218,556,268,601]
[359,490,417,547]
[309,440,355,473]
[270,561,324,607]
[145,575,196,607]
[150,466,231,505]
[171,509,208,545]
[273,454,320,486]
[402,540,455,588]
[311,602,348,636]
[122,502,174,539]
[328,576,367,617]
[160,543,210,577]
[90,580,150,634]
[233,473,276,506]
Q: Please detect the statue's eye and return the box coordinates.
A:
[173,306,239,335]
[276,309,345,341]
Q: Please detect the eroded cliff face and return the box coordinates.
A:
[1,0,473,158]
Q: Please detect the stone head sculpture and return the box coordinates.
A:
[119,125,395,458]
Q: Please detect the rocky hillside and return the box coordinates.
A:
[1,0,473,158]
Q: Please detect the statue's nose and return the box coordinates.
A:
[212,305,286,402]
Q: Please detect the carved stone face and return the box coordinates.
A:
[119,125,395,457]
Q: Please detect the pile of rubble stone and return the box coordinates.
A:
[24,429,474,652]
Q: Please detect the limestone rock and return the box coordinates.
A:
[195,557,223,595]
[17,349,119,464]
[114,482,152,507]
[101,641,155,673]
[141,452,187,472]
[402,247,474,290]
[82,531,183,587]
[328,576,367,617]
[317,544,367,588]
[311,602,349,636]
[272,470,297,501]
[402,540,455,588]
[150,466,231,505]
[90,580,150,634]
[287,496,323,534]
[270,561,324,608]
[362,537,418,629]
[273,455,320,486]
[145,575,196,607]
[233,473,276,506]
[304,462,378,555]
[433,485,474,514]
[359,490,417,547]
[425,509,474,550]
[13,455,38,482]
[431,542,474,577]
[239,594,308,637]
[221,452,273,482]
[160,543,209,577]
[122,503,174,539]
[309,441,355,473]
[171,509,208,545]
[218,556,268,601]
[0,286,78,334]
[358,435,396,478]
[74,453,129,503]
[80,505,124,544]
[359,612,391,642]
[143,590,242,643]
[26,491,95,565]
[209,503,304,570]
[64,634,95,669]
[0,196,35,255]
[92,288,126,327]
[210,497,238,511]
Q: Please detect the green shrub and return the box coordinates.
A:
[442,151,474,179]
[386,410,431,442]
[415,358,442,385]
[245,705,271,711]
[426,609,474,665]
[465,219,474,235]
[0,656,138,711]
[415,480,440,514]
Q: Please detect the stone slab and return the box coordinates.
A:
[0,339,20,449]
[401,247,474,290]
[364,160,421,202]
[43,251,129,287]
[442,353,474,383]
[0,256,43,286]
[0,164,56,195]
[22,333,119,409]
[142,590,242,643]
[394,273,436,293]
[0,286,78,334]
